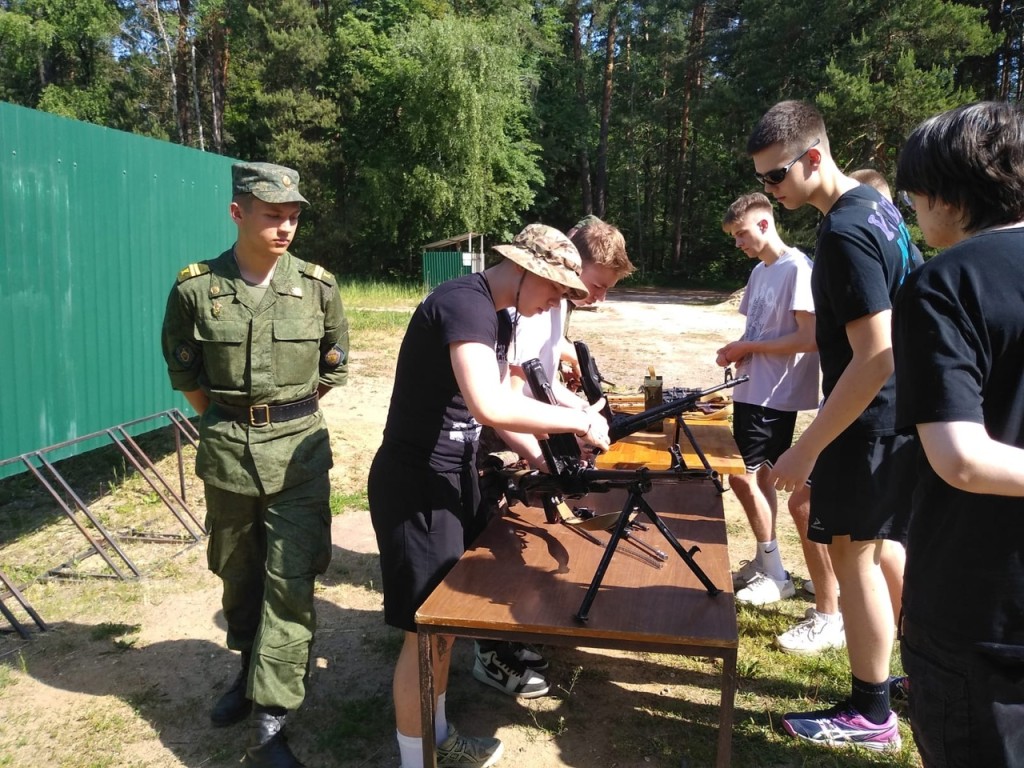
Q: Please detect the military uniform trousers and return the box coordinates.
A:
[205,473,332,710]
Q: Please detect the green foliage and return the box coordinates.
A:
[339,11,544,272]
[817,0,998,172]
[0,0,122,114]
[0,0,1006,280]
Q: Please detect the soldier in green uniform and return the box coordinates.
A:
[161,162,349,768]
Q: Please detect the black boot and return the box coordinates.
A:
[210,651,252,727]
[243,705,304,767]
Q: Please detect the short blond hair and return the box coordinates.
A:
[569,217,635,278]
[722,192,774,229]
[850,168,892,201]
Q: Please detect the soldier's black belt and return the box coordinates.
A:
[214,394,320,426]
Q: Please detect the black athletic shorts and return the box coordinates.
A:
[808,430,917,544]
[367,448,480,633]
[732,402,798,472]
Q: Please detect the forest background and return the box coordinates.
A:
[0,0,1017,283]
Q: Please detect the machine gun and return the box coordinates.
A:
[516,356,722,621]
[608,374,746,442]
[573,340,748,443]
[572,341,747,492]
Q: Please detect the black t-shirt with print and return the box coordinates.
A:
[813,185,921,435]
[894,228,1024,644]
[380,273,512,473]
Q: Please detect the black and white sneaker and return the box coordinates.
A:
[509,642,548,671]
[472,641,550,698]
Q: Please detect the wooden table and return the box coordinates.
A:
[415,429,740,767]
[596,419,746,476]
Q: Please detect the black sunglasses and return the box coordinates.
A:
[754,138,821,186]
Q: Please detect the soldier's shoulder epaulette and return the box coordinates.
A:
[176,263,211,284]
[302,262,336,285]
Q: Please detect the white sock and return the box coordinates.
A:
[397,730,423,768]
[757,540,786,581]
[435,692,449,745]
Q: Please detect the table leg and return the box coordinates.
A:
[419,630,437,768]
[715,647,737,768]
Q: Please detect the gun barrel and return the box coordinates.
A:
[608,375,747,442]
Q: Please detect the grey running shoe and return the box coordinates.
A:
[437,725,504,768]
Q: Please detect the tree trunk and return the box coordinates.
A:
[569,0,593,216]
[189,43,205,151]
[208,8,228,154]
[671,0,707,267]
[174,0,193,146]
[145,0,181,144]
[595,3,619,219]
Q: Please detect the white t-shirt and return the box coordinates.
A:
[733,249,820,411]
[506,299,567,399]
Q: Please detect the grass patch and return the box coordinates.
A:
[339,279,424,308]
[0,664,14,694]
[90,622,140,650]
[346,308,414,334]
[329,489,368,516]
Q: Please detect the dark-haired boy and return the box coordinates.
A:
[894,101,1024,768]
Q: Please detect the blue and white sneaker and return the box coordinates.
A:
[782,701,901,752]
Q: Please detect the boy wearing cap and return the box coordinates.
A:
[470,216,635,698]
[748,101,920,751]
[162,161,349,768]
[368,224,610,768]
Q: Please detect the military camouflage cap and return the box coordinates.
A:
[231,162,309,205]
[492,223,589,301]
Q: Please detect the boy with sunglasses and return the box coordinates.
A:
[747,100,921,752]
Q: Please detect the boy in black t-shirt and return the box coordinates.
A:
[894,101,1024,768]
[368,224,610,768]
[747,100,921,752]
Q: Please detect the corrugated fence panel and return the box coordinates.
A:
[0,102,238,477]
[422,251,470,291]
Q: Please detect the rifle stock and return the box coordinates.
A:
[573,340,613,422]
[521,358,583,480]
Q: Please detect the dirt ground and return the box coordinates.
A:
[0,288,831,768]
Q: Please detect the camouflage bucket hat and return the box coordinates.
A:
[231,162,309,205]
[492,223,589,301]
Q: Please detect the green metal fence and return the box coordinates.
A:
[0,102,238,478]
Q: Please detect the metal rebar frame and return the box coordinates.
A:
[0,409,203,592]
[0,569,48,639]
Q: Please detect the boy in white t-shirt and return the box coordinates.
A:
[718,193,844,655]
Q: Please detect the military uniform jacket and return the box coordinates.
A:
[162,249,349,496]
